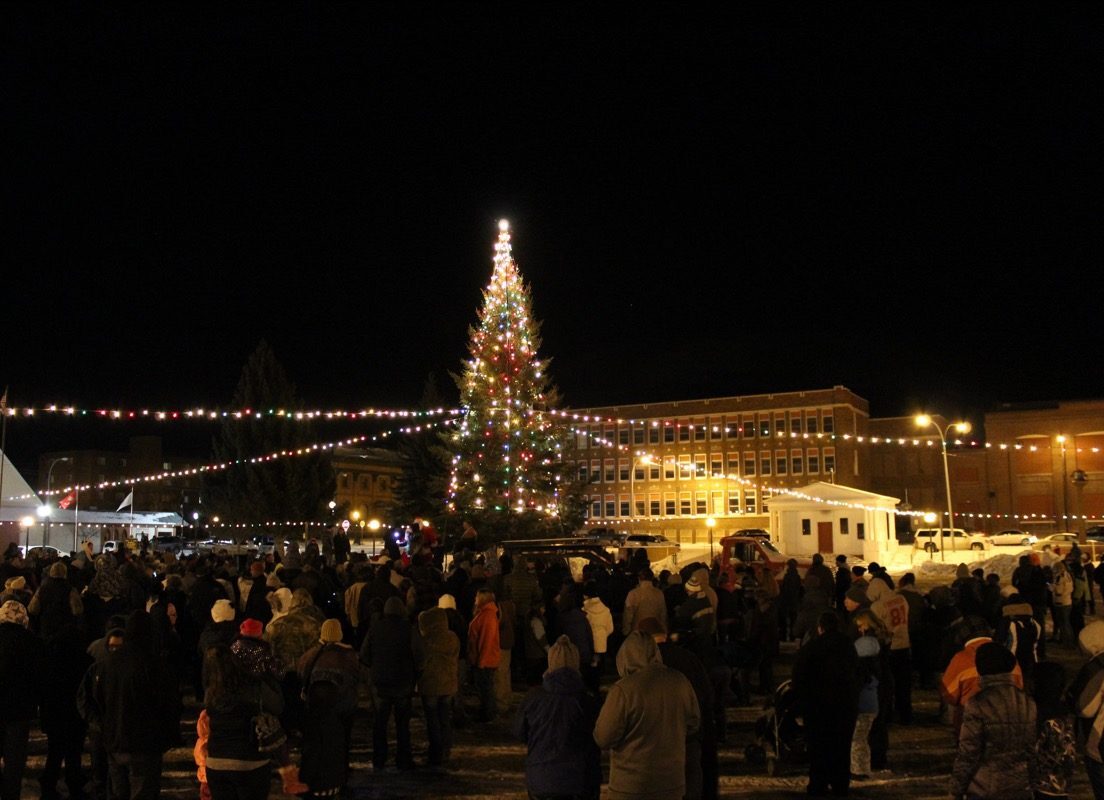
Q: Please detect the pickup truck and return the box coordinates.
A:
[717,534,811,584]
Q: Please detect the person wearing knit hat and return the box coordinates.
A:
[319,618,343,644]
[546,634,580,674]
[250,560,266,578]
[266,571,282,589]
[685,575,703,594]
[211,599,235,624]
[437,593,457,610]
[240,618,264,638]
[844,584,870,610]
[514,634,601,798]
[950,642,1035,799]
[5,576,26,592]
[0,599,29,628]
[48,561,68,579]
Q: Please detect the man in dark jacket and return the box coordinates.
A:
[95,610,181,800]
[360,596,419,770]
[40,622,93,800]
[805,554,835,605]
[0,600,45,800]
[792,611,860,798]
[513,635,601,798]
[950,643,1036,799]
[834,555,851,611]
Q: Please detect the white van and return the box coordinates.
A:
[913,528,991,553]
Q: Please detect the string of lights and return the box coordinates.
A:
[1,420,456,505]
[2,400,1098,455]
[0,404,456,421]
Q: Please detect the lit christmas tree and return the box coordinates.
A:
[447,220,569,533]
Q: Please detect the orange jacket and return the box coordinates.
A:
[467,601,502,668]
[941,637,1023,735]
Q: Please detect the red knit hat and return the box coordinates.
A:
[249,561,265,577]
[240,618,263,638]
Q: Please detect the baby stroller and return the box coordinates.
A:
[744,679,805,776]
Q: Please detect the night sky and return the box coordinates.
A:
[3,6,1103,475]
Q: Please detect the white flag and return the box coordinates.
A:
[116,490,134,512]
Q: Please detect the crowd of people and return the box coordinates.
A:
[3,526,1104,800]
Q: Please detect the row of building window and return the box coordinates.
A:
[571,448,836,484]
[575,410,835,448]
[584,489,765,519]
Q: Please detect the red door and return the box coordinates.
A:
[817,521,833,554]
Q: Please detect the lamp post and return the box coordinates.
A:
[43,456,71,550]
[21,515,35,554]
[915,414,972,562]
[706,516,717,562]
[1057,436,1070,530]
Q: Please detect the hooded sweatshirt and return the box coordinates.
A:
[417,607,459,697]
[594,632,700,800]
[866,576,910,650]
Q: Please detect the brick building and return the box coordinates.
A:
[566,386,869,543]
[566,389,1104,544]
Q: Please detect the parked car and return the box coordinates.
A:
[151,535,185,554]
[987,529,1038,546]
[575,527,626,546]
[913,528,992,553]
[1032,533,1104,559]
[618,533,680,562]
[22,545,62,559]
[1086,525,1104,541]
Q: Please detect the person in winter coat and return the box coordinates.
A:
[297,619,360,795]
[27,561,83,638]
[950,643,1036,800]
[495,589,518,711]
[639,616,718,800]
[0,600,45,800]
[198,600,239,689]
[1067,619,1104,797]
[1032,660,1075,800]
[361,596,418,770]
[805,553,834,602]
[594,631,700,800]
[792,611,861,797]
[468,589,502,722]
[582,582,614,692]
[792,574,833,645]
[675,574,717,663]
[834,555,851,610]
[997,594,1043,689]
[942,630,1024,738]
[778,559,803,641]
[416,606,460,767]
[622,568,668,635]
[1051,560,1075,646]
[514,635,601,799]
[95,610,181,800]
[202,644,284,800]
[523,599,552,686]
[39,622,93,800]
[265,589,323,676]
[866,575,912,725]
[851,632,881,779]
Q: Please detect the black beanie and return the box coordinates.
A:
[975,642,1017,676]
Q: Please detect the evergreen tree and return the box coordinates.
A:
[206,340,335,539]
[446,220,576,539]
[392,374,451,521]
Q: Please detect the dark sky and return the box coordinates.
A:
[3,5,1103,472]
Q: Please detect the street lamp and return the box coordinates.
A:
[1057,436,1071,531]
[915,414,972,562]
[43,456,71,549]
[21,515,35,553]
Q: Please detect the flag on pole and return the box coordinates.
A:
[116,490,134,513]
[58,491,76,510]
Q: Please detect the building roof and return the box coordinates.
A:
[767,481,900,508]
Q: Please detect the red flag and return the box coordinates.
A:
[58,491,76,510]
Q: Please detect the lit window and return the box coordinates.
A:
[695,493,707,514]
[711,454,724,477]
[744,490,757,514]
[680,493,692,515]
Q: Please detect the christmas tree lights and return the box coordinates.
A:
[448,221,567,520]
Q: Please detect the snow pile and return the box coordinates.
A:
[911,550,1061,585]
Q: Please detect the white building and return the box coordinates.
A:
[768,481,900,563]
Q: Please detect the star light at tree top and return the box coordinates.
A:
[447,219,565,517]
